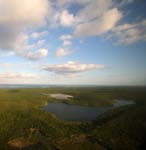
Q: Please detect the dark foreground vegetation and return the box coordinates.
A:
[0,86,146,150]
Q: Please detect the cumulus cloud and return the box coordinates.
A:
[63,40,72,46]
[60,34,72,41]
[0,0,49,27]
[22,48,48,60]
[36,40,45,47]
[56,48,71,57]
[59,34,72,46]
[0,0,50,59]
[74,8,122,37]
[110,19,146,44]
[31,31,48,39]
[42,61,104,76]
[50,9,75,27]
[1,0,119,60]
[0,0,141,62]
[10,32,48,60]
[60,10,75,27]
[75,0,113,22]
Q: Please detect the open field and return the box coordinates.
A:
[0,86,146,150]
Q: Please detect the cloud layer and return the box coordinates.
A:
[0,0,145,85]
[111,19,146,44]
[42,61,104,76]
[0,0,142,61]
[0,73,39,79]
[74,8,122,37]
[0,0,50,59]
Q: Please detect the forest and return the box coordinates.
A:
[0,86,145,150]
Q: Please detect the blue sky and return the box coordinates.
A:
[0,0,146,85]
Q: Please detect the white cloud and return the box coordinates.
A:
[0,0,49,27]
[56,48,71,57]
[0,0,142,63]
[51,10,74,27]
[111,19,146,44]
[59,34,72,46]
[63,40,72,46]
[23,48,48,60]
[36,40,45,47]
[60,34,72,40]
[8,32,48,60]
[74,8,122,37]
[0,63,14,68]
[75,0,113,22]
[0,51,15,58]
[60,10,75,26]
[31,31,48,39]
[0,0,50,59]
[42,61,104,76]
[13,33,29,51]
[51,0,115,29]
[0,73,39,79]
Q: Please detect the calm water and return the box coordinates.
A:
[43,100,135,121]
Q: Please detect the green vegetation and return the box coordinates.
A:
[0,86,146,149]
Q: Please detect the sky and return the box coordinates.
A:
[0,0,146,85]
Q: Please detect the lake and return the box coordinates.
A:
[43,100,135,121]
